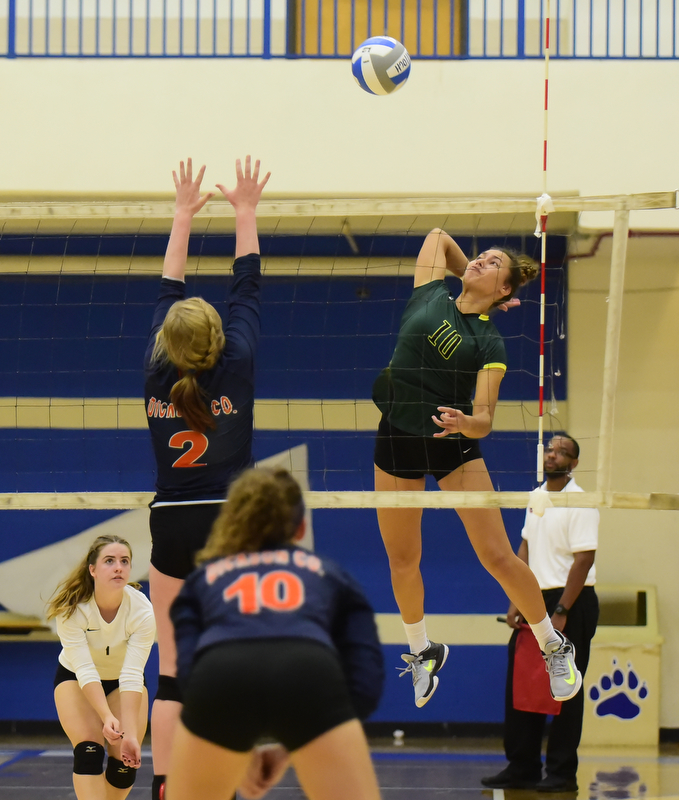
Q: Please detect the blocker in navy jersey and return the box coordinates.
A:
[171,544,385,720]
[144,253,260,503]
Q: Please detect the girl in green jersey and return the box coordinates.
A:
[373,228,582,709]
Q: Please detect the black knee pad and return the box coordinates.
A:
[105,756,137,789]
[155,674,182,703]
[73,741,105,775]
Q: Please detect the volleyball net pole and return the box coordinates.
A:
[596,206,630,501]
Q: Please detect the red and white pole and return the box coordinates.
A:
[536,0,552,483]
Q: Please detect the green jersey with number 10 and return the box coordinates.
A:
[372,280,507,438]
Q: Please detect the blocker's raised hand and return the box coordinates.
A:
[173,158,214,216]
[216,155,271,212]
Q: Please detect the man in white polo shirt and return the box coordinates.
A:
[482,434,599,793]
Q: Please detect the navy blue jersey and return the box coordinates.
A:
[171,545,385,719]
[144,254,260,503]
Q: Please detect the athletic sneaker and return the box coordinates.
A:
[398,641,449,707]
[543,632,582,701]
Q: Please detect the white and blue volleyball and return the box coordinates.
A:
[351,36,411,96]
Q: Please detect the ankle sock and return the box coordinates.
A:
[403,619,429,655]
[529,614,562,652]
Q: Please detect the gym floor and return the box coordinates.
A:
[1,734,678,799]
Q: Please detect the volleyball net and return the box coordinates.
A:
[1,190,677,513]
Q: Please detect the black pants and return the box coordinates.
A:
[504,586,599,781]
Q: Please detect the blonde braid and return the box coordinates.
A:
[152,297,226,432]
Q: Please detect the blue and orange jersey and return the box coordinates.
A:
[171,545,385,719]
[144,254,260,503]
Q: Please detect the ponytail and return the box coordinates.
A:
[152,297,225,433]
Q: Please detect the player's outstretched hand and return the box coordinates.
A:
[216,155,271,213]
[173,158,214,217]
[121,736,141,769]
[238,743,290,800]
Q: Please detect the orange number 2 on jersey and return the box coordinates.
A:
[223,571,305,614]
[169,431,209,468]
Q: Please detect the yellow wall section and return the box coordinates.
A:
[1,59,678,232]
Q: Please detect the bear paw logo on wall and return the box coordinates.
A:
[589,658,648,719]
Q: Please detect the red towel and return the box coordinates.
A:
[512,625,562,715]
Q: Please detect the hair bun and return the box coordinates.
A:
[518,257,539,285]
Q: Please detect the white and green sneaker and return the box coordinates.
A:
[543,632,582,701]
[399,641,449,707]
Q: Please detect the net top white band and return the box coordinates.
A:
[1,491,678,511]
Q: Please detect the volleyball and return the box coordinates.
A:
[351,36,411,95]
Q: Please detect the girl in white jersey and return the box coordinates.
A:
[47,534,156,800]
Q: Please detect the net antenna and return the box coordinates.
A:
[534,0,554,484]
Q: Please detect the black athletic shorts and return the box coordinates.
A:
[374,415,483,482]
[180,639,357,753]
[53,663,145,695]
[149,502,223,580]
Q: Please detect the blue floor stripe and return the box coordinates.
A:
[0,750,45,772]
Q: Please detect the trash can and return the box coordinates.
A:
[581,584,662,747]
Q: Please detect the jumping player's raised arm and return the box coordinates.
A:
[413,228,468,288]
